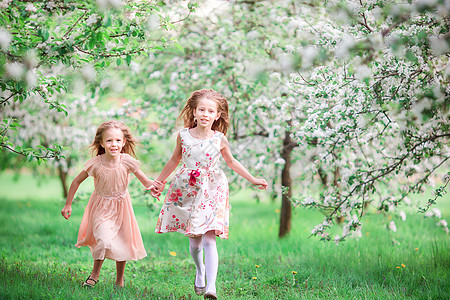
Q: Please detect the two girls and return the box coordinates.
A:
[62,90,267,299]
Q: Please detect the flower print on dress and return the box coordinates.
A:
[188,169,200,186]
[168,189,183,206]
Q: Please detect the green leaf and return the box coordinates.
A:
[174,43,184,53]
[116,58,122,66]
[126,55,132,66]
[88,37,96,49]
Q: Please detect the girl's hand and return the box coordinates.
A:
[152,180,165,191]
[147,180,165,201]
[147,186,162,200]
[252,178,268,190]
[61,205,72,220]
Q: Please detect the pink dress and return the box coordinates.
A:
[155,128,230,239]
[75,153,147,261]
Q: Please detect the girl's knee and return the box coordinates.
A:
[202,232,216,248]
[189,237,203,251]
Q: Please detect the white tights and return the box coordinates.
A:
[189,231,218,294]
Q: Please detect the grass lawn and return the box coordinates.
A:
[0,173,449,299]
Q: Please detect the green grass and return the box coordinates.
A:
[0,173,449,299]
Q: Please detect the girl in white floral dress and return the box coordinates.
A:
[150,89,268,299]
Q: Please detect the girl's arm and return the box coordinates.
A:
[154,133,183,182]
[133,169,164,199]
[61,170,88,219]
[134,169,155,189]
[147,133,182,199]
[220,135,268,190]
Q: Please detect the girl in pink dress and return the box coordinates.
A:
[149,89,268,299]
[61,120,163,288]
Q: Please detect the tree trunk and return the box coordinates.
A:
[58,162,69,198]
[279,128,295,238]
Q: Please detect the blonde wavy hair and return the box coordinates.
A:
[90,120,138,157]
[177,89,230,135]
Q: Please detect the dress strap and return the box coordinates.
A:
[213,131,224,145]
[179,128,189,139]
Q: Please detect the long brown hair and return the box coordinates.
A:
[177,89,230,135]
[90,120,138,157]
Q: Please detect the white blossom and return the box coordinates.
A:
[86,14,99,27]
[399,211,406,221]
[355,65,372,81]
[432,208,441,218]
[388,221,397,232]
[0,28,11,51]
[301,45,317,69]
[335,35,355,59]
[81,65,97,82]
[334,235,340,246]
[429,36,450,55]
[25,3,37,12]
[25,70,37,88]
[0,0,12,9]
[5,62,25,80]
[130,61,140,73]
[147,14,160,31]
[46,2,57,10]
[424,211,434,218]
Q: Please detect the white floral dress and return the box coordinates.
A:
[155,128,230,239]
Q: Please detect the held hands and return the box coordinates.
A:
[147,180,166,200]
[61,205,72,220]
[252,178,268,190]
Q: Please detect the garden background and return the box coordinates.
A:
[0,0,449,299]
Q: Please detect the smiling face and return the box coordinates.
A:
[100,127,126,158]
[193,97,221,129]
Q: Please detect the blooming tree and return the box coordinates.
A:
[125,0,449,240]
[0,0,194,163]
[285,0,450,242]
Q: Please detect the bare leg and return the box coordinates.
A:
[115,261,126,287]
[189,236,206,288]
[90,259,104,281]
[202,230,218,294]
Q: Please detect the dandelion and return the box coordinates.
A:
[169,251,176,256]
[252,277,257,280]
[401,264,406,268]
[255,265,260,268]
[415,248,419,251]
[274,209,280,213]
[396,266,401,269]
[292,271,297,286]
[292,271,297,274]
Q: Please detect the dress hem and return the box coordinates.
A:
[156,228,229,239]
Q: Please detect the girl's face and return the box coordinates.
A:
[193,97,221,129]
[100,128,126,158]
